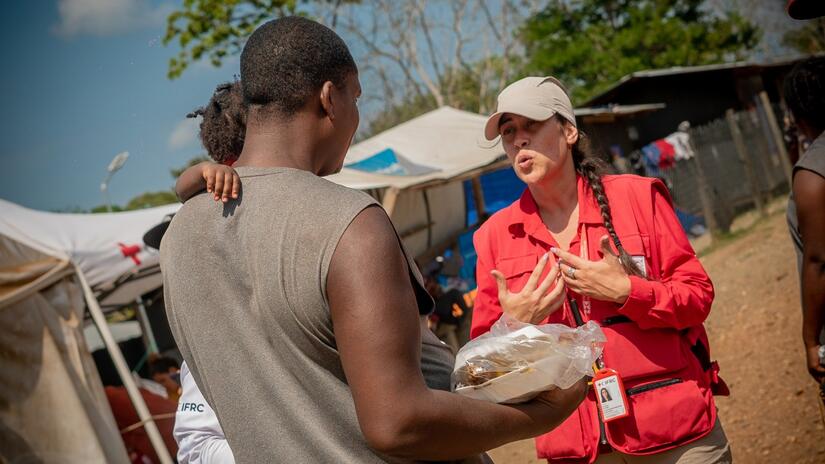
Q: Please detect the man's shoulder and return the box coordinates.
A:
[161,196,211,245]
[796,133,825,176]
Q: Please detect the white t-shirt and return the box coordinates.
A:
[174,362,235,464]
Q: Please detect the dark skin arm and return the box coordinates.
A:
[327,205,588,460]
[794,169,825,383]
[175,161,240,203]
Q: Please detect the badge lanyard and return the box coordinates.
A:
[565,224,629,424]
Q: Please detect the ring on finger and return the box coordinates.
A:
[566,267,576,279]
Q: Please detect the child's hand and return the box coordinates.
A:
[203,163,240,202]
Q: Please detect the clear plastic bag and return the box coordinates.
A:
[452,315,606,404]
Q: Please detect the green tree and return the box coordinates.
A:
[163,0,357,79]
[86,156,210,213]
[124,191,180,210]
[783,18,825,54]
[520,0,761,104]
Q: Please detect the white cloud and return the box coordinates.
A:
[54,0,173,38]
[168,117,201,151]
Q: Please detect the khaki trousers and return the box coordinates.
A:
[593,419,732,464]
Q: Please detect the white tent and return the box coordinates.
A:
[0,200,179,464]
[328,106,505,258]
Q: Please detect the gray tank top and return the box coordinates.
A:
[788,133,825,274]
[161,167,454,463]
[787,133,825,343]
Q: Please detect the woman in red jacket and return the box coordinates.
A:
[471,76,731,463]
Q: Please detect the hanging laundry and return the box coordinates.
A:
[654,139,676,169]
[665,132,695,161]
[641,144,661,176]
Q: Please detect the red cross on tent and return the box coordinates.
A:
[117,242,142,266]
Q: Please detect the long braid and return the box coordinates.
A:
[572,130,647,278]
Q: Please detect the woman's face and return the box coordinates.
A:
[498,114,578,185]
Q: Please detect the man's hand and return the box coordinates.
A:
[534,377,590,422]
[490,253,565,324]
[806,345,825,384]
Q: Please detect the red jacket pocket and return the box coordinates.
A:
[496,255,539,294]
[601,322,687,380]
[606,376,715,454]
[535,405,593,461]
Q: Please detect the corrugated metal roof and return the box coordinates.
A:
[585,54,813,105]
[574,103,666,117]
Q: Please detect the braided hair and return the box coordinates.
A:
[784,56,825,133]
[568,124,647,278]
[187,80,247,164]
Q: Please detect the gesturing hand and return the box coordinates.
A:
[490,253,565,325]
[551,235,632,304]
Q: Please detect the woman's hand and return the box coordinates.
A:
[490,253,565,324]
[202,163,240,202]
[552,235,632,304]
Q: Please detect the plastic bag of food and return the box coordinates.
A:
[452,315,606,404]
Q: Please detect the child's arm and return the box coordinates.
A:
[175,161,240,203]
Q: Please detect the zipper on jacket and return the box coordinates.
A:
[601,315,632,326]
[626,378,683,396]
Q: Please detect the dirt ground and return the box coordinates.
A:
[488,202,825,463]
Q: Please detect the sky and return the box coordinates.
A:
[0,0,805,212]
[1,0,238,211]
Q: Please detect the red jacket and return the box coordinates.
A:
[471,174,726,463]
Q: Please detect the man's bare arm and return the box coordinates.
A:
[794,169,825,383]
[327,205,587,460]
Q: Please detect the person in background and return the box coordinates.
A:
[105,385,178,464]
[472,76,729,463]
[174,363,235,464]
[148,355,182,403]
[784,56,825,385]
[424,272,472,354]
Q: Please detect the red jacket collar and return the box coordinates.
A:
[505,175,604,241]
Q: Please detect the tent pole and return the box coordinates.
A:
[382,187,400,217]
[135,296,159,354]
[75,266,174,464]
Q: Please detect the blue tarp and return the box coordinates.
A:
[456,168,526,287]
[345,148,438,176]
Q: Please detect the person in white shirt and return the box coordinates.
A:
[174,362,235,464]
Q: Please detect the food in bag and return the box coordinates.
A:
[452,316,605,404]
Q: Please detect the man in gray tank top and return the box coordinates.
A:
[161,17,587,463]
[784,56,825,384]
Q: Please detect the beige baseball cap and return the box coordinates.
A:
[484,76,576,140]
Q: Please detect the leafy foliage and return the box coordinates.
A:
[163,0,356,79]
[124,191,179,210]
[783,18,825,55]
[519,0,761,103]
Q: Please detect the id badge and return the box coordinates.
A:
[593,368,629,422]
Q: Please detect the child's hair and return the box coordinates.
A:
[187,80,247,164]
[784,56,825,133]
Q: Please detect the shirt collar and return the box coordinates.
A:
[506,175,604,241]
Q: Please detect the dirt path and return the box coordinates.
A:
[488,209,825,463]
